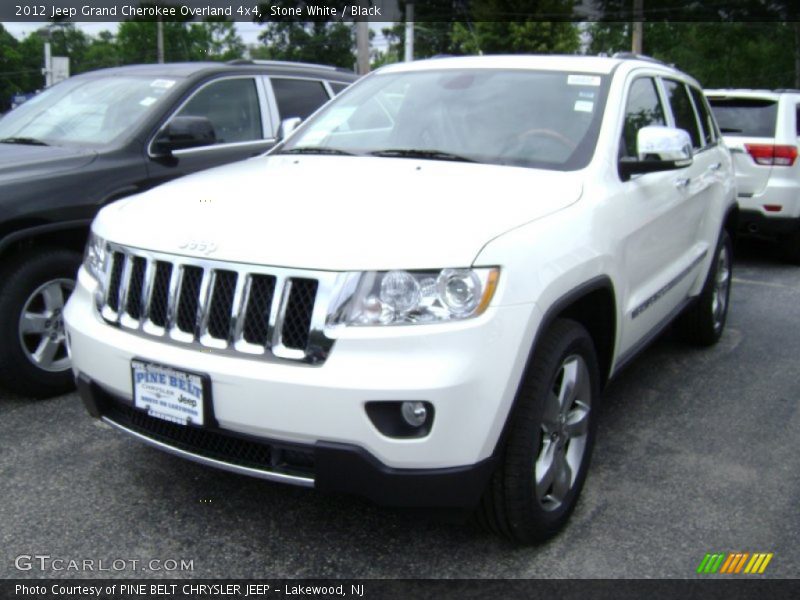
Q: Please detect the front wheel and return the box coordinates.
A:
[677,230,732,346]
[476,318,600,543]
[0,248,81,398]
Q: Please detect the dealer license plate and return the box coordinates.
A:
[131,360,205,426]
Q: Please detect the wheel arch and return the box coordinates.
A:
[489,276,617,460]
[0,220,92,262]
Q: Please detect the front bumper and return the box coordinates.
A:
[76,375,496,507]
[65,267,541,507]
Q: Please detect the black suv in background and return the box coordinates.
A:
[0,60,357,397]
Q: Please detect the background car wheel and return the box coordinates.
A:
[476,318,600,544]
[0,248,81,398]
[779,230,800,265]
[677,230,732,346]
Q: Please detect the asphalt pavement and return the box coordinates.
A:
[2,240,798,579]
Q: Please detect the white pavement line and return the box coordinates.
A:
[733,277,799,290]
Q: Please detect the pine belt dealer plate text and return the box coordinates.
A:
[131,360,205,426]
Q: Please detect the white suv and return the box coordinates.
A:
[65,55,736,543]
[706,89,800,261]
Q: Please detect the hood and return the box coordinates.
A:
[95,155,583,271]
[0,143,97,185]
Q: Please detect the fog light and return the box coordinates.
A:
[401,401,427,427]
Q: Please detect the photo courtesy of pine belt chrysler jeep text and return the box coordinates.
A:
[64,55,737,543]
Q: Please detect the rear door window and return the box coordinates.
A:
[706,97,777,137]
[663,79,703,150]
[689,86,717,146]
[271,78,331,121]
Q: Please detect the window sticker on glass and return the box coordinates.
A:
[139,97,157,107]
[574,100,594,113]
[150,79,176,89]
[579,91,596,99]
[568,74,601,87]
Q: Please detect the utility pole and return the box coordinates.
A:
[356,20,370,75]
[43,41,52,87]
[632,0,643,54]
[157,19,165,63]
[404,3,414,62]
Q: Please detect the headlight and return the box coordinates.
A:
[83,232,108,285]
[327,267,499,327]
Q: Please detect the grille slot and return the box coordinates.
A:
[176,266,203,334]
[106,252,125,312]
[243,275,276,345]
[207,270,237,339]
[125,256,147,319]
[97,244,333,365]
[149,262,173,327]
[282,278,318,350]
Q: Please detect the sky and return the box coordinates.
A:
[2,21,393,51]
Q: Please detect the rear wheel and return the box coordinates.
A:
[0,248,81,398]
[780,229,800,265]
[677,230,732,346]
[476,319,600,543]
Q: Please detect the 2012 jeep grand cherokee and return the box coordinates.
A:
[64,55,737,543]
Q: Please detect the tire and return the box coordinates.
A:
[0,248,81,398]
[677,230,732,346]
[779,230,800,265]
[476,318,600,544]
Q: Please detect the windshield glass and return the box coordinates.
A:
[280,68,609,170]
[0,75,179,147]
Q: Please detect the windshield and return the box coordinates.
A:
[280,68,609,170]
[0,75,179,147]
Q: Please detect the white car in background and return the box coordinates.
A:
[706,89,800,261]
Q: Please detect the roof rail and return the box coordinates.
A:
[611,52,666,65]
[227,59,339,71]
[773,88,800,93]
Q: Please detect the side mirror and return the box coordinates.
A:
[152,116,216,155]
[619,125,693,180]
[277,117,302,141]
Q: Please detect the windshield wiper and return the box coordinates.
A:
[369,149,476,163]
[0,136,49,146]
[280,147,356,156]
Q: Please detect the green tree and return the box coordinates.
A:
[253,22,355,68]
[0,24,25,111]
[83,30,122,71]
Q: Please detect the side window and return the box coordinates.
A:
[689,85,716,146]
[622,77,666,158]
[175,78,262,145]
[663,79,703,150]
[795,105,800,136]
[271,78,330,121]
[329,82,349,95]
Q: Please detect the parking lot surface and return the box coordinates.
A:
[2,241,798,579]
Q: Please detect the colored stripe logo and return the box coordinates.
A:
[697,552,773,574]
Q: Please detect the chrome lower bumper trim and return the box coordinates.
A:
[101,416,315,488]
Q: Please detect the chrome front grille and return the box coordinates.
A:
[97,244,337,365]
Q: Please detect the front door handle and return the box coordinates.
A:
[675,178,690,189]
[708,162,722,171]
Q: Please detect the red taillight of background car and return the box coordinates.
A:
[745,143,798,166]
